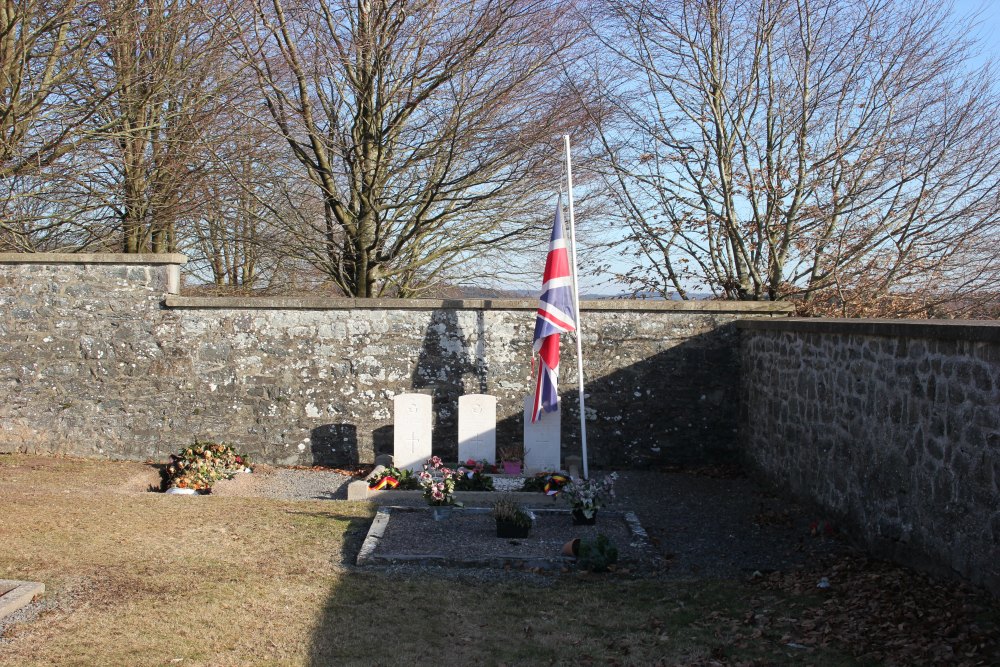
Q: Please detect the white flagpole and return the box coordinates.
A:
[563,135,589,480]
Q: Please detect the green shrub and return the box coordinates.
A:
[577,534,619,572]
[519,472,568,494]
[455,469,494,491]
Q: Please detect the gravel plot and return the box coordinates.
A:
[209,465,850,579]
[364,507,657,570]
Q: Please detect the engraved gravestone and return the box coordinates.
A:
[393,393,432,471]
[458,394,497,464]
[523,395,561,473]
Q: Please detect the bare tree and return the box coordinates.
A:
[0,0,96,180]
[184,120,304,290]
[587,0,1000,316]
[0,0,109,250]
[81,0,238,253]
[235,0,584,297]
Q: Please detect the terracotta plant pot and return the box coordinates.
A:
[562,538,581,558]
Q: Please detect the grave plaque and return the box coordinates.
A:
[458,394,497,464]
[523,395,561,473]
[393,393,432,471]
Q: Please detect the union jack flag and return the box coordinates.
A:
[531,196,576,423]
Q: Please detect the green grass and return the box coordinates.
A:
[1,454,996,666]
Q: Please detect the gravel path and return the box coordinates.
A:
[208,464,850,579]
[210,465,355,500]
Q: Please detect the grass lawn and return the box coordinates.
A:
[1,454,997,666]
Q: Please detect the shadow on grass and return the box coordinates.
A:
[146,463,169,492]
[302,569,867,666]
[282,509,373,567]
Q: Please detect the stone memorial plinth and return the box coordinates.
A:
[393,393,432,471]
[523,395,561,473]
[458,394,497,464]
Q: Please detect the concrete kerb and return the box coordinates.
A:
[0,580,44,620]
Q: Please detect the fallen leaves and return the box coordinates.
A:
[757,555,1000,665]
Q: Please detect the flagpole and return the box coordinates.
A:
[563,135,589,480]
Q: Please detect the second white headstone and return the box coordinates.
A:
[458,394,497,464]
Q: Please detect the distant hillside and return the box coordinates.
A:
[457,287,715,300]
[183,281,715,302]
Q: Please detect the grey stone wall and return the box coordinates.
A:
[739,319,1000,595]
[0,254,790,468]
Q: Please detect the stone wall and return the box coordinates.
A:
[739,318,1000,595]
[0,254,790,468]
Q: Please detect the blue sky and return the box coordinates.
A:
[947,1,1000,69]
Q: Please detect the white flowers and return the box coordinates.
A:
[562,473,618,518]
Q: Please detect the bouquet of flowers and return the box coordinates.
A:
[367,466,420,490]
[418,456,462,506]
[165,440,252,491]
[561,473,618,519]
[455,459,495,491]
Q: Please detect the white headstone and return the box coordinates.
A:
[393,393,433,472]
[458,394,497,464]
[523,395,561,474]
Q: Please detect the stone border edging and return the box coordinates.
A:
[737,317,1000,343]
[0,580,44,620]
[356,507,393,566]
[165,294,795,313]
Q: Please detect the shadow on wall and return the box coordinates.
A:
[410,308,488,461]
[309,424,358,468]
[494,322,744,470]
[311,309,489,468]
[372,425,393,461]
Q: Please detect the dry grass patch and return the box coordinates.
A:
[0,455,372,666]
[1,454,998,666]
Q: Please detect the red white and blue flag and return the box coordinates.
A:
[531,196,576,423]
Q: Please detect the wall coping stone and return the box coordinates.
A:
[164,294,795,313]
[0,252,187,265]
[737,317,1000,343]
